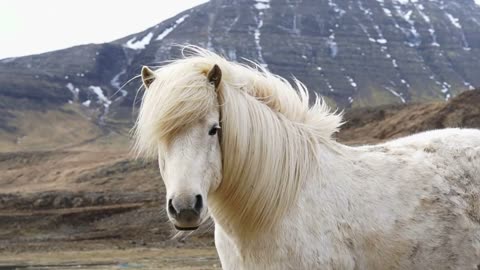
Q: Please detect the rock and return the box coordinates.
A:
[52,195,73,208]
[72,197,84,208]
[33,198,51,209]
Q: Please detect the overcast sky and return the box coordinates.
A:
[0,0,209,59]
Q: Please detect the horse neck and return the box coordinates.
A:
[210,141,352,249]
[208,85,336,242]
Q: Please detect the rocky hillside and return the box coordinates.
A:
[0,0,479,123]
[114,0,480,108]
[338,88,480,144]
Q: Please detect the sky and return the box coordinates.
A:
[0,0,209,59]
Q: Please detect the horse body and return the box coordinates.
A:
[215,128,480,269]
[134,47,480,269]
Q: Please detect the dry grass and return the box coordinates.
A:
[0,90,478,269]
[0,247,221,269]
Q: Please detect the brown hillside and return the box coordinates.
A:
[0,89,478,260]
[338,89,480,145]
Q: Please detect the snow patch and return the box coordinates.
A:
[156,14,190,41]
[66,83,79,100]
[383,8,392,17]
[88,86,113,123]
[227,48,237,61]
[125,32,153,50]
[66,83,75,93]
[399,79,411,88]
[428,75,455,101]
[441,82,452,100]
[328,0,346,17]
[327,39,338,58]
[82,100,91,107]
[358,0,388,47]
[88,86,111,108]
[446,13,461,28]
[445,13,470,49]
[377,38,387,44]
[428,29,440,46]
[110,69,128,98]
[392,59,399,68]
[111,69,127,89]
[403,10,413,21]
[315,66,334,92]
[346,76,358,89]
[417,8,430,23]
[414,4,440,47]
[464,81,475,90]
[253,1,269,68]
[358,22,375,43]
[473,18,480,28]
[385,87,406,103]
[254,0,270,10]
[326,80,335,92]
[439,81,452,100]
[394,6,421,47]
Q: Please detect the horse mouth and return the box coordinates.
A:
[174,225,199,231]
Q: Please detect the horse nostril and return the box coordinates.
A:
[168,198,177,216]
[194,194,203,213]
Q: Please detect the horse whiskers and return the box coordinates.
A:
[109,74,141,100]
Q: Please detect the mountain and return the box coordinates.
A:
[2,1,480,262]
[113,0,480,108]
[1,0,480,129]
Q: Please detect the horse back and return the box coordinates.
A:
[353,128,480,269]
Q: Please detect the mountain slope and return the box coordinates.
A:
[1,0,479,121]
[112,0,480,107]
[339,88,480,144]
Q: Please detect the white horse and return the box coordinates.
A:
[134,47,480,269]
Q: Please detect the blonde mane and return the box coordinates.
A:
[134,46,343,240]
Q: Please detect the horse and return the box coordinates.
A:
[133,46,480,269]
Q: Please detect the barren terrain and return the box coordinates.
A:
[0,90,478,269]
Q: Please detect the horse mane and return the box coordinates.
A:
[133,46,343,239]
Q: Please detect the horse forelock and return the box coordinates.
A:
[133,56,219,158]
[133,46,344,239]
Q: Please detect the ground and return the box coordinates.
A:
[0,90,478,269]
[0,247,220,269]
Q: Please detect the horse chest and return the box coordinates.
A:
[214,222,357,269]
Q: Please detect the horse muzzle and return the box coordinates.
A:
[168,194,203,230]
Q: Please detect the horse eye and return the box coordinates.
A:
[209,125,220,136]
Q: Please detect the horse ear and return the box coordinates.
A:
[207,64,222,89]
[141,66,156,88]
